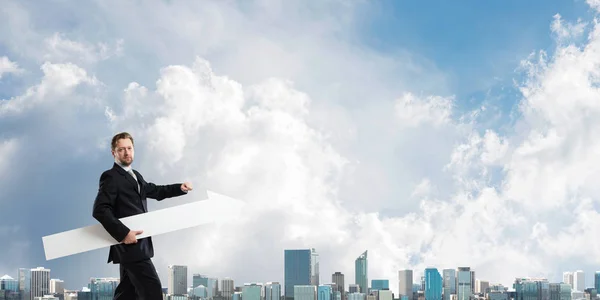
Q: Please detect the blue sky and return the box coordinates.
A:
[2,0,600,294]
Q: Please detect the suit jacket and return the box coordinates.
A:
[92,162,187,264]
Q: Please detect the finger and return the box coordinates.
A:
[136,230,143,235]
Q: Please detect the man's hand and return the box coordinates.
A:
[122,230,143,244]
[181,182,193,192]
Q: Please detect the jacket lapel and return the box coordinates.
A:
[113,163,141,195]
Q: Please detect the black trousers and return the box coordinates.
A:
[113,259,163,300]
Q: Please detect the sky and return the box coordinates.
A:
[1,0,600,295]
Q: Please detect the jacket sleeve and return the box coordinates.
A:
[144,182,187,201]
[92,171,130,243]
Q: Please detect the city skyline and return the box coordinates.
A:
[3,249,600,296]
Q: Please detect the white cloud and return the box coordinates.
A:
[551,14,587,43]
[43,32,124,65]
[0,56,24,79]
[395,92,454,128]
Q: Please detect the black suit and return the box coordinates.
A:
[93,162,187,300]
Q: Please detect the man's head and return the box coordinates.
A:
[111,132,135,166]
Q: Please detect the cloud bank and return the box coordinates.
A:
[1,0,600,294]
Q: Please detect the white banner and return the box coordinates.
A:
[42,190,245,260]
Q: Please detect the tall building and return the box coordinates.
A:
[425,268,443,300]
[285,249,319,300]
[371,280,389,291]
[88,277,119,300]
[265,282,281,300]
[573,271,584,292]
[18,268,31,300]
[193,274,208,289]
[243,283,263,300]
[513,278,550,300]
[222,278,235,300]
[332,272,345,299]
[318,285,332,300]
[312,249,320,286]
[355,251,368,294]
[50,279,64,294]
[193,274,217,298]
[475,280,489,295]
[295,286,317,300]
[443,269,456,300]
[168,265,188,295]
[398,270,413,299]
[595,272,600,293]
[0,275,18,292]
[456,267,472,300]
[470,271,475,294]
[563,272,573,287]
[30,267,50,300]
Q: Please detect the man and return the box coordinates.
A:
[92,132,193,300]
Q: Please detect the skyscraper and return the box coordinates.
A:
[595,272,600,293]
[563,272,573,287]
[456,267,472,300]
[355,251,368,294]
[18,268,30,300]
[222,278,235,300]
[573,270,584,292]
[398,270,413,299]
[168,265,188,295]
[312,249,320,286]
[442,269,456,300]
[332,272,345,299]
[285,249,319,300]
[30,267,50,300]
[425,268,442,300]
[265,282,282,300]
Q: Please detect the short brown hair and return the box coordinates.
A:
[111,132,134,150]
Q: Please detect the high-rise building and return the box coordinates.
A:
[222,278,235,300]
[371,280,389,291]
[243,283,263,300]
[595,272,600,293]
[88,277,119,300]
[355,251,368,294]
[193,274,217,298]
[573,270,584,292]
[168,265,188,295]
[425,268,443,300]
[30,267,50,300]
[443,269,456,300]
[398,270,413,299]
[0,275,18,292]
[318,285,332,300]
[332,272,345,299]
[513,278,550,300]
[563,272,573,287]
[50,279,64,294]
[18,268,31,300]
[470,271,475,294]
[193,274,208,289]
[312,249,320,286]
[456,267,472,300]
[265,282,281,300]
[295,286,317,300]
[475,280,489,295]
[284,249,319,300]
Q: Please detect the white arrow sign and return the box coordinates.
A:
[42,190,246,261]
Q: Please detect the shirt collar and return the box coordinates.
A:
[115,158,132,172]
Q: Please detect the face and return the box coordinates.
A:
[112,138,134,166]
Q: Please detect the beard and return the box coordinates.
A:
[118,156,133,166]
